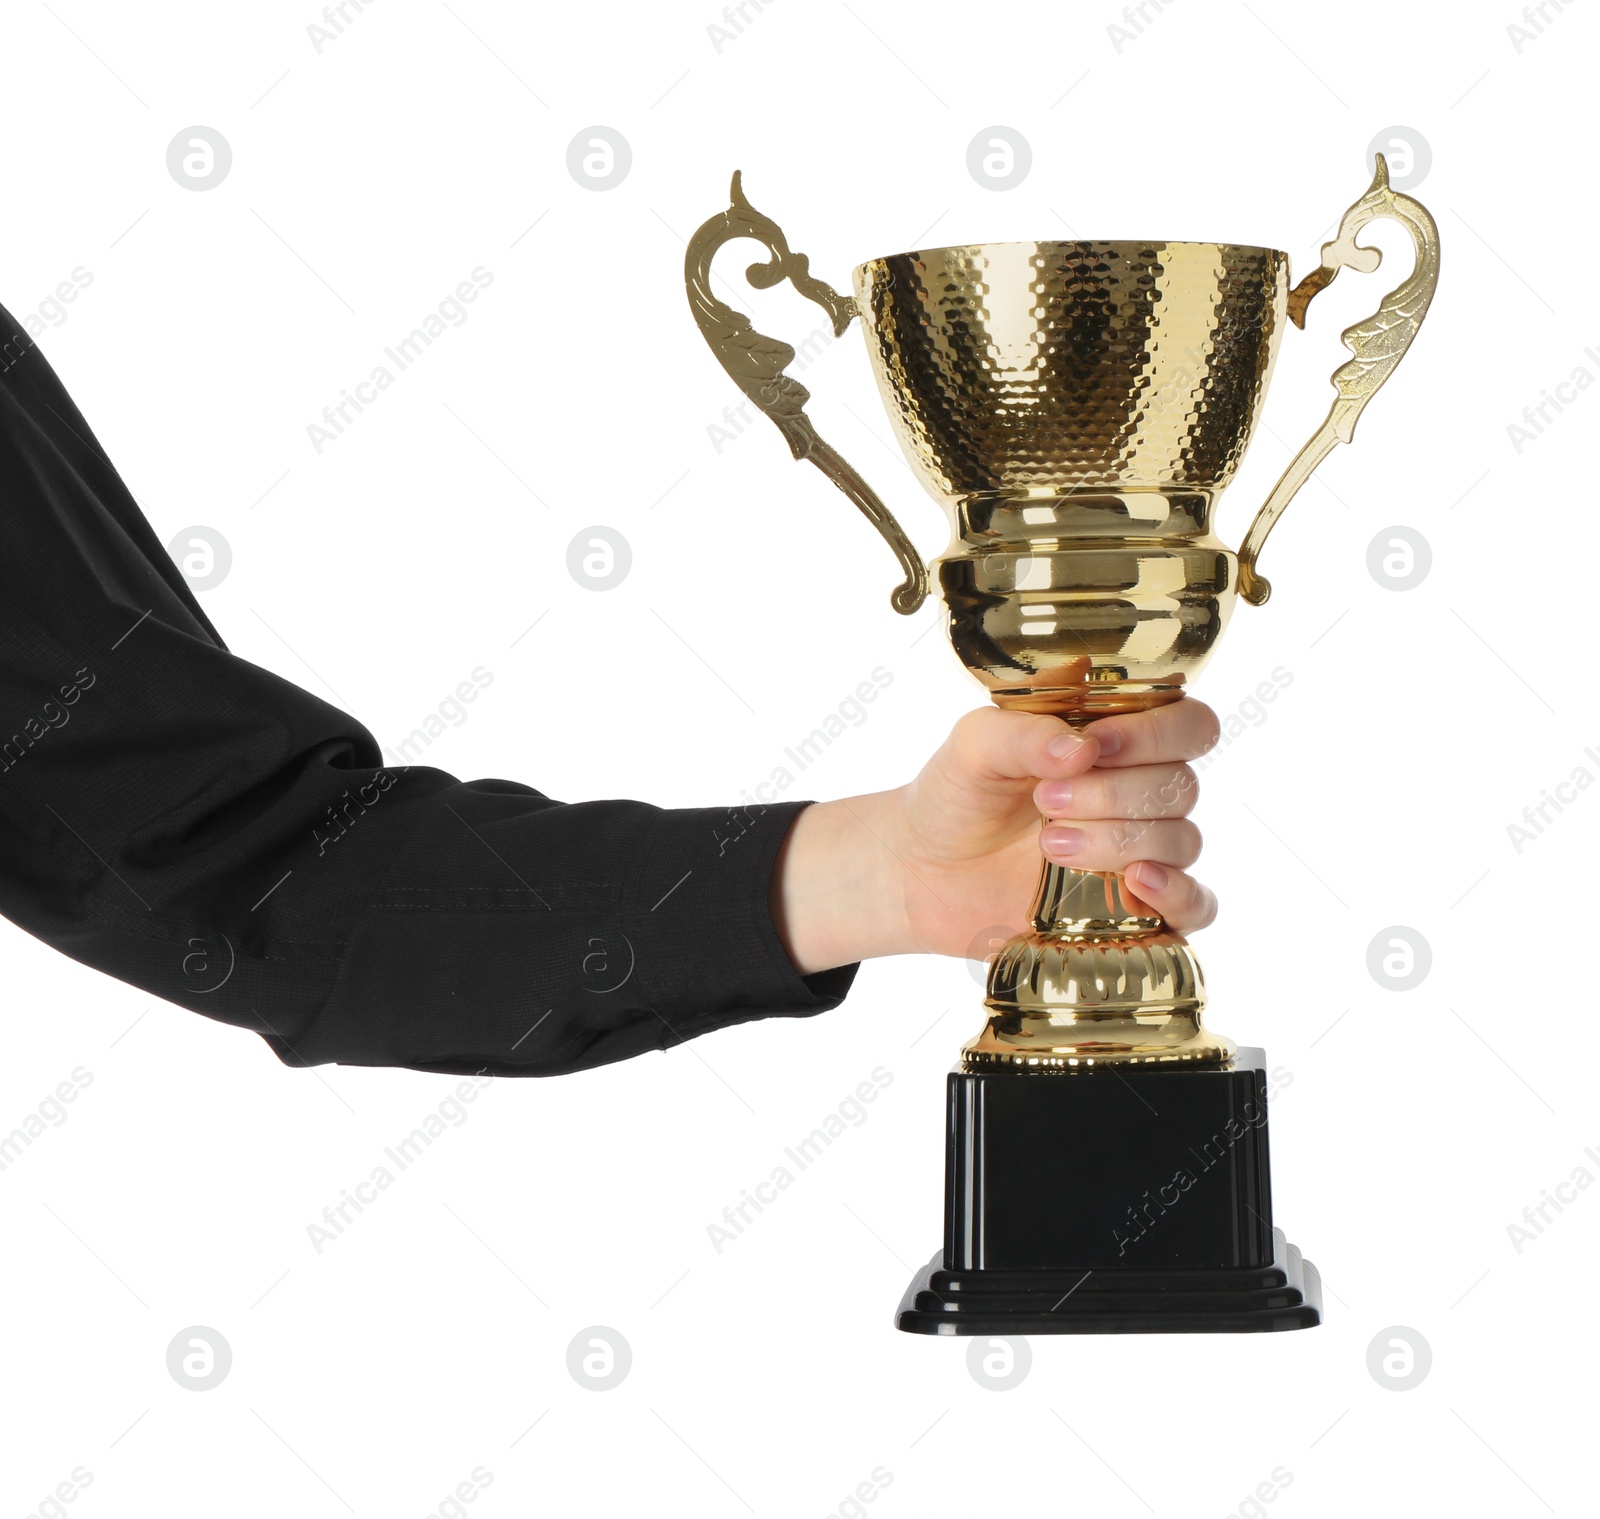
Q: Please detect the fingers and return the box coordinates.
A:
[1039,817,1201,872]
[1080,699,1219,769]
[944,705,1103,790]
[1032,762,1198,822]
[1124,860,1219,935]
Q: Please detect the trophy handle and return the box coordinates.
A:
[684,172,928,616]
[1236,153,1441,606]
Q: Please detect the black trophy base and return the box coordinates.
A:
[895,1047,1321,1335]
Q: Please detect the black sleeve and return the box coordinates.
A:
[0,304,857,1076]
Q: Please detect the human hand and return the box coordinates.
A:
[771,701,1220,975]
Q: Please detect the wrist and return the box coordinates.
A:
[769,790,912,975]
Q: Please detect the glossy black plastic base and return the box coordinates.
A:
[895,1047,1321,1335]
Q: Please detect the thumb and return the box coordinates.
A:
[940,706,1101,792]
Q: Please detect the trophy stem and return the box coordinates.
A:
[960,832,1235,1073]
[1029,861,1162,938]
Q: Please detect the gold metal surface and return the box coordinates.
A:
[1237,156,1440,605]
[683,157,1439,1070]
[685,173,927,615]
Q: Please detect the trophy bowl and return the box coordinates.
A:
[853,236,1285,716]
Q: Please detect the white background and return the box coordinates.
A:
[0,1,1592,1514]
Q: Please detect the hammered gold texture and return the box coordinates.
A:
[849,242,1292,716]
[853,242,1290,498]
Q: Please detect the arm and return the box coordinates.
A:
[0,304,848,1078]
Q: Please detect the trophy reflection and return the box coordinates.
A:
[686,157,1438,1333]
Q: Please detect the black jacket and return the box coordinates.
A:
[0,303,855,1077]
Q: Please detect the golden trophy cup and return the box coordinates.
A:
[685,157,1438,1333]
